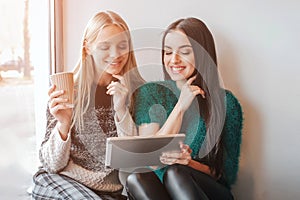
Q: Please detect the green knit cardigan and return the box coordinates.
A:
[134,80,243,187]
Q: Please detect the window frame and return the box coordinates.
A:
[49,0,64,73]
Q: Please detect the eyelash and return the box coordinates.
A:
[180,51,191,55]
[98,43,128,51]
[118,44,128,50]
[99,46,109,50]
[164,50,191,56]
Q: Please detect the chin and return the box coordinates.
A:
[106,68,122,75]
[169,74,186,81]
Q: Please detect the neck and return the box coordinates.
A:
[175,79,186,90]
[97,71,113,86]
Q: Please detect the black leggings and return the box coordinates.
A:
[126,164,234,200]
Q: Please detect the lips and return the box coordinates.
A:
[170,66,186,74]
[106,60,122,67]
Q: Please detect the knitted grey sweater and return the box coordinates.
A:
[39,105,137,192]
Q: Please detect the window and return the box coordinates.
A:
[0,0,49,198]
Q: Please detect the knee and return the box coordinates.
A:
[163,164,187,183]
[33,172,51,187]
[126,173,141,189]
[125,173,149,200]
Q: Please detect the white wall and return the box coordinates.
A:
[63,1,300,199]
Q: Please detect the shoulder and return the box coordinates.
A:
[224,90,243,131]
[225,90,242,114]
[223,90,244,133]
[225,90,239,104]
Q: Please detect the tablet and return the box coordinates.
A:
[105,134,186,168]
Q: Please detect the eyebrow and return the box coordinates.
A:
[98,39,128,44]
[164,45,192,49]
[118,40,128,44]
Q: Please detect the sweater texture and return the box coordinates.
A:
[39,85,137,192]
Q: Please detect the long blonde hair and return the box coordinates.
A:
[71,10,144,131]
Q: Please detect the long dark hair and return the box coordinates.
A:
[162,18,225,178]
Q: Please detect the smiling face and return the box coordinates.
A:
[163,29,195,82]
[88,24,130,76]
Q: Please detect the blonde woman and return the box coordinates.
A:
[32,11,144,199]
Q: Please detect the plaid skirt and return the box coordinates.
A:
[31,169,126,200]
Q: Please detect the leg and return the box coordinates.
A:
[119,170,131,196]
[164,164,234,200]
[31,170,102,200]
[126,171,171,200]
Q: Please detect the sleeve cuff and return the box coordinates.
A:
[114,108,137,136]
[53,124,71,143]
[41,125,71,172]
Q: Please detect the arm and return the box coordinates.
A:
[156,76,204,135]
[39,85,73,173]
[188,160,212,176]
[136,78,204,136]
[114,107,138,136]
[138,103,184,136]
[39,109,71,173]
[223,91,243,185]
[134,82,179,136]
[107,74,138,136]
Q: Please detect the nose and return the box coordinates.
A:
[109,46,120,58]
[170,51,180,64]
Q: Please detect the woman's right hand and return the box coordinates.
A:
[177,76,205,112]
[48,85,73,136]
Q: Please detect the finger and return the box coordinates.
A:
[160,156,190,165]
[107,81,118,90]
[180,143,188,152]
[48,85,56,96]
[186,75,197,85]
[107,85,128,95]
[112,74,126,85]
[161,151,182,158]
[106,90,116,96]
[193,90,205,98]
[50,104,73,115]
[187,146,192,154]
[160,156,177,165]
[190,86,205,98]
[49,90,65,100]
[179,141,184,149]
[198,87,206,98]
[180,143,192,154]
[165,150,191,164]
[106,87,126,96]
[174,158,191,165]
[179,142,187,153]
[107,81,126,90]
[49,97,69,108]
[162,149,191,160]
[190,88,205,98]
